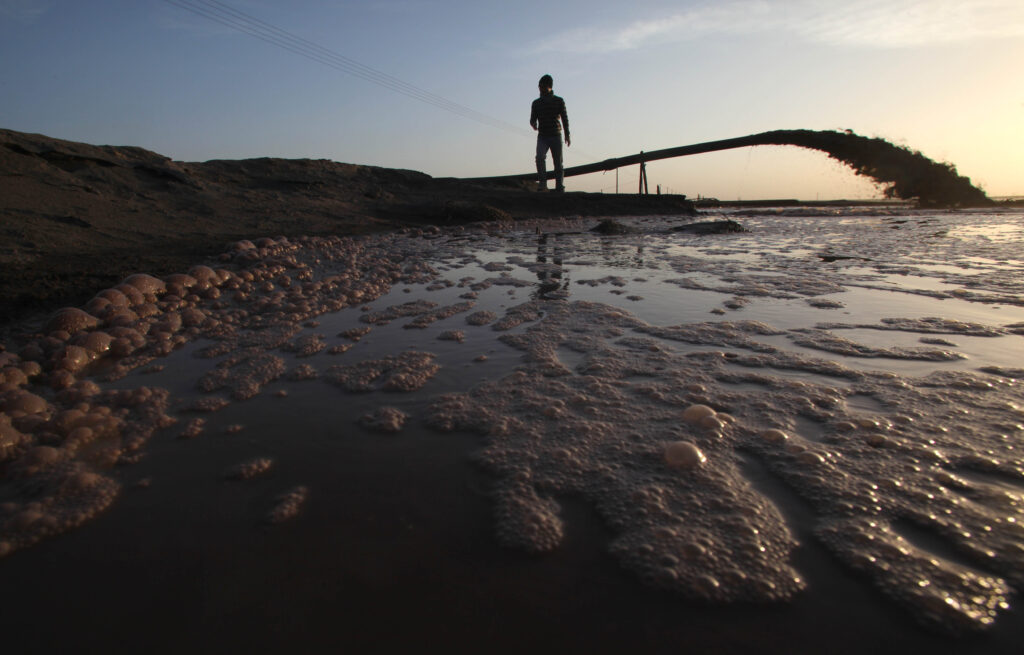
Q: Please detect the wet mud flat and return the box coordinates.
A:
[1,208,1024,653]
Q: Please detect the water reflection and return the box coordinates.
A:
[533,232,569,300]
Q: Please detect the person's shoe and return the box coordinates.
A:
[553,186,566,193]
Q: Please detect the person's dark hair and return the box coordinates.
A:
[538,74,553,89]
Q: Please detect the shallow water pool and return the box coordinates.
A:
[1,208,1023,653]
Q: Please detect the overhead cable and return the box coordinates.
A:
[163,0,602,162]
[162,0,530,136]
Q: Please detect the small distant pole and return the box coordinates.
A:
[638,151,649,195]
[657,184,661,195]
[616,168,619,194]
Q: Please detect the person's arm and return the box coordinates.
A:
[530,101,538,131]
[560,100,570,145]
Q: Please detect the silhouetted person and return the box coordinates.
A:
[530,74,570,192]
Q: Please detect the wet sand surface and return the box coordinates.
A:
[2,207,1024,654]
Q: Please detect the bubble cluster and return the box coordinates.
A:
[226,457,274,480]
[1,233,430,557]
[287,364,319,381]
[428,301,805,602]
[189,396,230,413]
[818,317,1009,338]
[403,301,476,329]
[639,320,783,352]
[361,300,438,326]
[491,302,544,331]
[282,334,327,357]
[358,406,409,433]
[980,366,1024,379]
[465,310,498,326]
[197,353,286,400]
[666,271,844,300]
[806,298,845,309]
[437,330,465,343]
[577,275,628,288]
[493,483,565,553]
[266,486,309,524]
[426,287,1024,625]
[339,326,372,341]
[818,517,1010,632]
[789,331,967,361]
[0,385,172,558]
[325,352,440,392]
[178,417,206,440]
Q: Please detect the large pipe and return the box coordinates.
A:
[464,129,991,208]
[465,133,773,182]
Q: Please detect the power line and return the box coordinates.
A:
[162,0,530,136]
[162,0,601,163]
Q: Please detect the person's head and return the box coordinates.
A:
[538,74,553,93]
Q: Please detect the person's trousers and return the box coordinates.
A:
[536,134,563,189]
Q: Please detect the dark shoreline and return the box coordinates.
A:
[2,127,1015,336]
[1,128,700,334]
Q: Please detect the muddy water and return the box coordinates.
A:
[1,208,1023,653]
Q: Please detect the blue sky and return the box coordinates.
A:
[2,0,1021,199]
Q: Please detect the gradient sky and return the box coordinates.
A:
[2,0,1021,199]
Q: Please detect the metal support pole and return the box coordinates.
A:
[638,151,646,195]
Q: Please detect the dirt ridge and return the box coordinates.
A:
[0,128,695,331]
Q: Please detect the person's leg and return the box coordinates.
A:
[535,137,549,189]
[551,137,564,191]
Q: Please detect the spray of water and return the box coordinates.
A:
[759,130,991,208]
[472,129,992,208]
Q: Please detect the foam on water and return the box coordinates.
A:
[1,208,1024,644]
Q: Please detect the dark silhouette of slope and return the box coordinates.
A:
[0,127,694,329]
[470,129,991,208]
